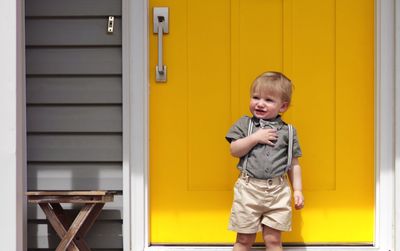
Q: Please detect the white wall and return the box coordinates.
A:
[0,0,26,250]
[396,0,400,250]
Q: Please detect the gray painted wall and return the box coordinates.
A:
[25,0,123,249]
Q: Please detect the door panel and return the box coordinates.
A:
[150,0,374,244]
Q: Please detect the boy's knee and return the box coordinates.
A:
[263,233,282,248]
[236,233,256,247]
[263,226,282,249]
[264,239,282,249]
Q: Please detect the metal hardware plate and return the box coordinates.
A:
[107,16,114,33]
[153,7,169,34]
[156,65,167,82]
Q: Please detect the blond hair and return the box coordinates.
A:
[250,71,293,105]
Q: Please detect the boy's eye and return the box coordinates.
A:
[252,96,260,100]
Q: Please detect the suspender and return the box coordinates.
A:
[243,119,294,174]
[241,121,254,174]
[286,124,294,171]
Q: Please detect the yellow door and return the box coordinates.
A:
[150,0,374,244]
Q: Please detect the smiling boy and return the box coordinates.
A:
[226,71,304,251]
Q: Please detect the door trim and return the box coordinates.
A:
[375,0,400,250]
[123,0,149,250]
[396,0,400,250]
[374,0,395,250]
[127,0,397,250]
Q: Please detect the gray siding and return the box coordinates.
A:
[26,18,122,46]
[26,48,122,75]
[27,77,122,104]
[25,0,123,249]
[25,0,122,17]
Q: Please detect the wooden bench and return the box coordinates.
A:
[27,190,118,251]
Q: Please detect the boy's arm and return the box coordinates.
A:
[288,157,304,210]
[230,134,258,158]
[230,128,277,158]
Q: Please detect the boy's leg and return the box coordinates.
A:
[233,233,256,251]
[262,225,283,251]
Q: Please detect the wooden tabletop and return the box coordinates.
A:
[26,190,119,196]
[26,190,120,204]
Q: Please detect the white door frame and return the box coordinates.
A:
[124,0,398,250]
[396,1,400,250]
[122,0,149,250]
[1,0,26,249]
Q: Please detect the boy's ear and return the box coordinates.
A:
[279,102,289,113]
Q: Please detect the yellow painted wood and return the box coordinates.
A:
[150,0,374,244]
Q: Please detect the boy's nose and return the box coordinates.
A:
[256,101,266,107]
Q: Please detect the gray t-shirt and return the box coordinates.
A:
[226,115,302,179]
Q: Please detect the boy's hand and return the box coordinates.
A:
[293,190,304,210]
[251,128,278,146]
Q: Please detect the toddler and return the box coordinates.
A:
[226,71,304,251]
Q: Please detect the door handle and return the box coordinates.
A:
[153,7,169,83]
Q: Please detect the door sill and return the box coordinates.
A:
[146,244,377,251]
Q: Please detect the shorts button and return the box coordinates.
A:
[268,179,273,185]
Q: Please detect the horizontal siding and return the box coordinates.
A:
[26,77,122,104]
[27,221,123,249]
[27,135,122,161]
[27,106,122,132]
[27,163,122,190]
[26,0,123,249]
[26,18,122,46]
[28,249,122,251]
[25,0,122,17]
[26,48,122,75]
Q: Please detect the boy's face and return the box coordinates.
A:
[249,89,288,120]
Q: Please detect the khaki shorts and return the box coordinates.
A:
[228,173,292,233]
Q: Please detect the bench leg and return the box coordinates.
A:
[75,204,105,241]
[51,203,91,251]
[55,203,98,251]
[39,203,81,251]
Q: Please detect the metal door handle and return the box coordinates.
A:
[153,7,169,83]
